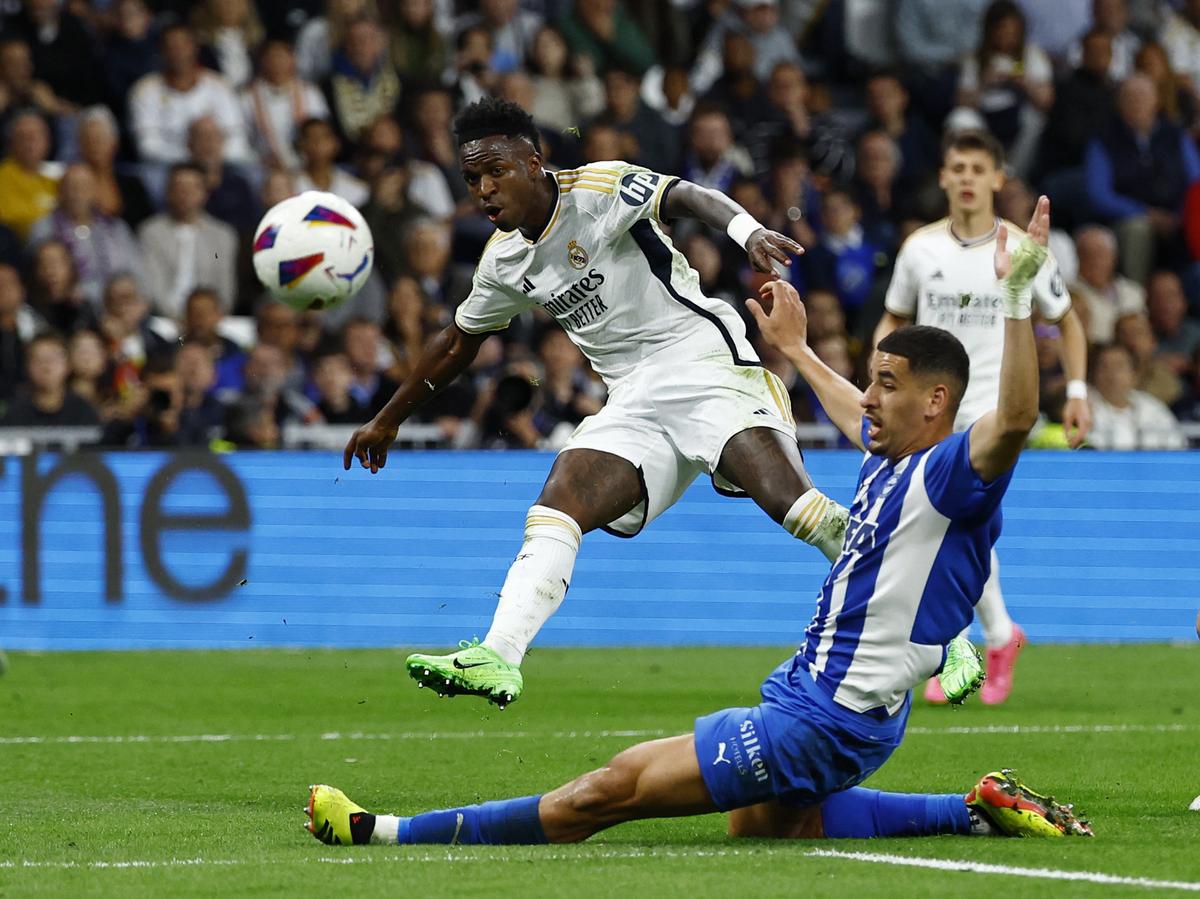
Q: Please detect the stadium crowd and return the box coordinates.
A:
[0,0,1198,451]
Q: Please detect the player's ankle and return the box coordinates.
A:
[483,634,525,666]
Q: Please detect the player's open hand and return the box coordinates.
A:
[746,280,808,359]
[343,417,399,473]
[746,228,804,274]
[994,195,1050,282]
[1062,396,1093,449]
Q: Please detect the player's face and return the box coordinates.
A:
[861,353,943,457]
[939,149,1003,217]
[460,137,543,232]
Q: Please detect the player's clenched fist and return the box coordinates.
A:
[745,280,808,359]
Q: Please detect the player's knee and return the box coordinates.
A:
[565,756,640,818]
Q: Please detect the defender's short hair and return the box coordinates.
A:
[941,127,1005,168]
[877,325,970,411]
[454,96,539,148]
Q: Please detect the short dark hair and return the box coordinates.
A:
[941,128,1005,167]
[877,325,970,412]
[453,96,539,148]
[168,161,206,182]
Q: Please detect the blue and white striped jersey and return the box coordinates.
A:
[795,422,1013,715]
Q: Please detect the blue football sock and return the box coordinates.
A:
[397,795,548,845]
[820,788,971,838]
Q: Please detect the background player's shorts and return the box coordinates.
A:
[561,355,797,536]
[694,659,909,811]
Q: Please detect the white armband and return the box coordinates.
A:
[726,212,764,249]
[1066,379,1088,400]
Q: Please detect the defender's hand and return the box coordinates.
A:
[343,418,399,473]
[745,279,808,358]
[994,195,1050,282]
[746,228,804,274]
[1062,395,1092,449]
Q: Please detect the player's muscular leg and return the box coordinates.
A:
[716,428,814,523]
[538,734,717,843]
[534,448,644,532]
[727,801,824,839]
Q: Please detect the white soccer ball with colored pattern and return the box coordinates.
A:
[252,191,374,311]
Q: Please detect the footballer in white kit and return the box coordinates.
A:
[344,97,849,709]
[875,130,1091,706]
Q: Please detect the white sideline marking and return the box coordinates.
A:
[3,849,1199,891]
[1,722,1196,746]
[806,849,1200,892]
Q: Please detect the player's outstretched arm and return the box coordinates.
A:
[1056,305,1093,447]
[746,280,867,450]
[663,181,803,274]
[967,197,1050,483]
[343,324,488,473]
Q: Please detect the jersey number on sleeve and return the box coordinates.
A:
[619,171,660,206]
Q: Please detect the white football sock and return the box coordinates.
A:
[483,505,582,666]
[976,550,1015,649]
[371,814,401,844]
[783,489,849,562]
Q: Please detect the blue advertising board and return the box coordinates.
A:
[0,450,1197,649]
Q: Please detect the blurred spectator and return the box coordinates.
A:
[187,117,260,234]
[192,0,265,91]
[310,350,369,423]
[324,17,401,144]
[381,275,439,380]
[559,0,656,77]
[238,339,316,428]
[97,273,173,373]
[1067,0,1140,81]
[852,130,904,251]
[2,0,104,108]
[593,66,678,173]
[66,328,111,412]
[1072,225,1146,343]
[1085,73,1200,284]
[102,0,158,120]
[389,0,451,85]
[1,332,101,427]
[1039,28,1116,182]
[955,0,1054,176]
[476,366,544,449]
[408,88,469,210]
[681,107,753,194]
[893,0,990,121]
[862,71,939,193]
[700,31,769,142]
[0,111,59,241]
[580,122,623,163]
[181,286,244,390]
[448,25,497,109]
[296,0,372,84]
[741,62,814,179]
[0,263,38,404]
[0,37,74,132]
[254,300,307,392]
[1016,0,1091,60]
[28,238,96,336]
[128,24,253,165]
[1134,41,1195,128]
[357,114,451,219]
[76,106,153,228]
[138,163,239,318]
[405,219,470,311]
[533,328,603,444]
[641,65,697,131]
[29,164,144,305]
[174,341,229,444]
[1161,0,1200,93]
[241,39,330,171]
[528,25,604,134]
[1088,342,1186,448]
[261,166,299,210]
[294,117,368,207]
[343,316,398,418]
[455,0,542,75]
[224,394,281,447]
[805,188,887,328]
[361,160,425,284]
[680,232,739,306]
[1145,270,1200,373]
[1115,311,1183,405]
[693,0,802,93]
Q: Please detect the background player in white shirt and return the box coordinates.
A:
[872,129,1092,705]
[343,98,848,708]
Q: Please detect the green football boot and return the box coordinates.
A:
[939,635,986,705]
[967,769,1094,837]
[406,638,524,709]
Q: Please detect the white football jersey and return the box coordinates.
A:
[454,161,758,386]
[883,218,1070,430]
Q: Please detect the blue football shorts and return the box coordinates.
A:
[694,658,910,811]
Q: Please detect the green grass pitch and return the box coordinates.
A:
[2,644,1198,897]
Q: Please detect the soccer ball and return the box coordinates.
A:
[252,191,374,312]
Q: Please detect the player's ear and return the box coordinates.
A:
[927,382,950,421]
[992,167,1006,194]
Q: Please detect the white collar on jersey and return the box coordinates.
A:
[947,217,1000,248]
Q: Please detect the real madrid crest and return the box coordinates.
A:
[567,240,589,269]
